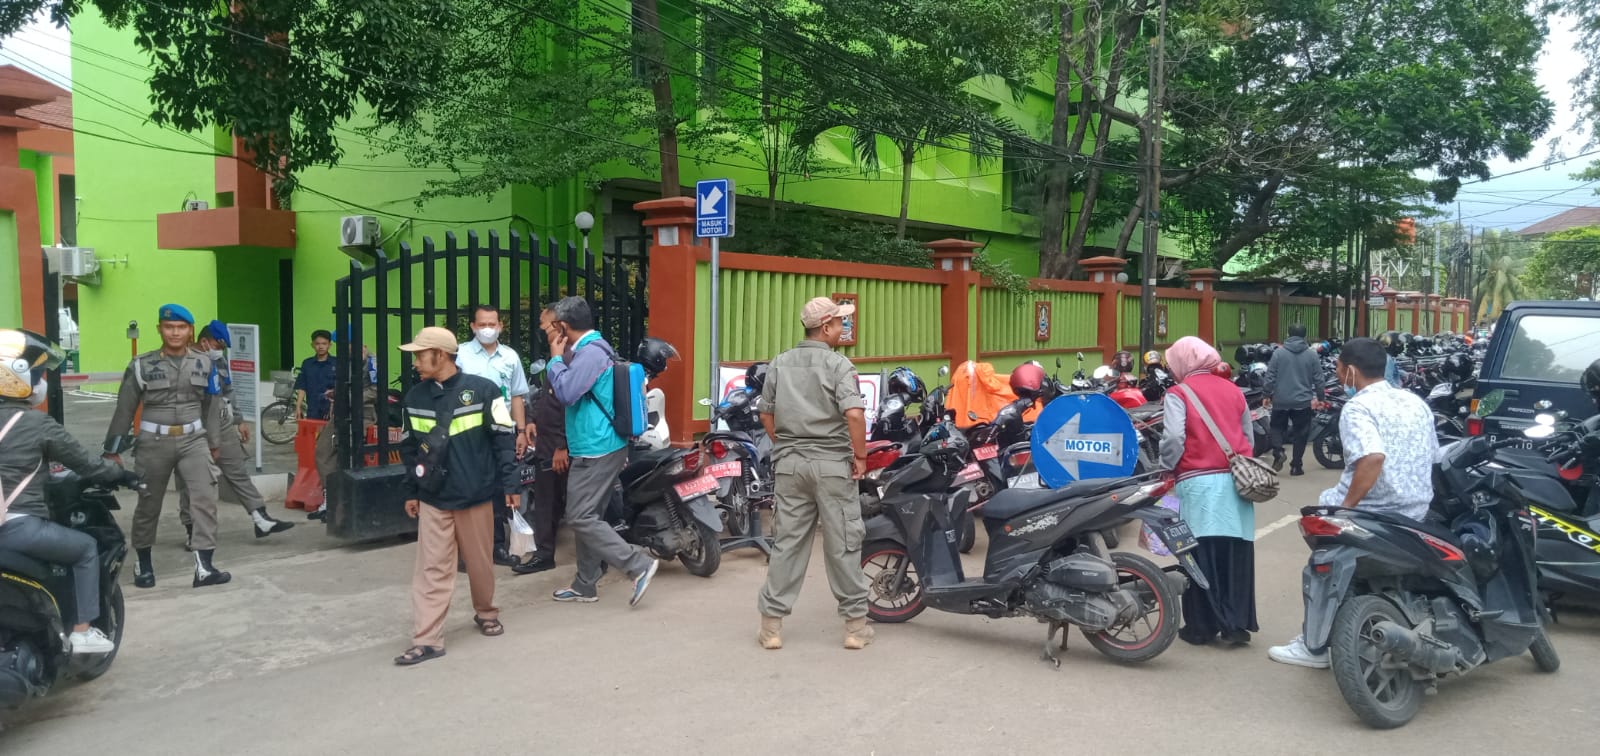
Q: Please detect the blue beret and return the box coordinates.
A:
[158,303,194,325]
[205,320,232,348]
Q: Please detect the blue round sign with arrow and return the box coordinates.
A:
[1029,392,1139,488]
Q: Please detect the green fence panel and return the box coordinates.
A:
[1213,300,1271,346]
[979,287,1099,353]
[1282,304,1321,341]
[1122,295,1200,348]
[1396,309,1414,334]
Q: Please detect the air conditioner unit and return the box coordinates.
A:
[184,199,210,212]
[340,215,380,251]
[54,247,98,277]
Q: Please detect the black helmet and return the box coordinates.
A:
[887,366,925,402]
[744,362,769,395]
[1379,331,1404,356]
[921,420,972,461]
[0,329,64,400]
[634,338,679,378]
[1582,359,1600,407]
[1233,344,1252,366]
[1110,351,1135,374]
[1443,352,1473,382]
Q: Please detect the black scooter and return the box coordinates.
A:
[1,469,136,710]
[613,446,726,577]
[702,387,771,537]
[859,423,1208,666]
[1294,432,1560,729]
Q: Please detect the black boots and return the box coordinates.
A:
[192,549,232,588]
[134,547,155,589]
[252,508,295,538]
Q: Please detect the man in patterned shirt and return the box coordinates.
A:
[1268,337,1438,668]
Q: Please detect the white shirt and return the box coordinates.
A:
[1319,381,1437,520]
[456,340,531,401]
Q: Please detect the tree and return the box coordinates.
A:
[3,0,460,181]
[1523,226,1600,300]
[1476,232,1533,321]
[1157,0,1552,269]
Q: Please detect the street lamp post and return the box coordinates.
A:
[575,211,595,255]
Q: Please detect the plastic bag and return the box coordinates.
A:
[1139,494,1182,557]
[508,509,536,557]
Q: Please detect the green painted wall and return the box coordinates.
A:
[1124,295,1200,348]
[20,150,53,245]
[1283,304,1321,341]
[0,211,18,325]
[980,287,1098,352]
[1212,300,1271,346]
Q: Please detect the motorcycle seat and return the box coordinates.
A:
[0,551,52,581]
[620,448,682,486]
[1347,508,1461,543]
[982,478,1128,521]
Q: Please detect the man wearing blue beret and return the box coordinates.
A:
[104,304,232,588]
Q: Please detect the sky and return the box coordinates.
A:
[1,11,1596,234]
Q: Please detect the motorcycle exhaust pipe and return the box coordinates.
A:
[1368,621,1460,675]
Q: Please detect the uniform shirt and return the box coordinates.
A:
[1319,381,1437,520]
[1,402,125,520]
[295,355,337,419]
[105,349,222,453]
[397,370,518,510]
[456,340,531,404]
[760,340,864,464]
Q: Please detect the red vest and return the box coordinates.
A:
[1173,373,1254,478]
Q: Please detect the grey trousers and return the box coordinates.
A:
[132,433,218,551]
[0,515,99,625]
[566,448,649,595]
[757,456,869,620]
[177,426,262,526]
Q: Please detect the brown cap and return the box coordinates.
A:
[801,297,855,329]
[399,326,459,354]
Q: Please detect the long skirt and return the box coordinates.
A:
[1179,536,1258,643]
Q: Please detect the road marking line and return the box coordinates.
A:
[1256,514,1298,539]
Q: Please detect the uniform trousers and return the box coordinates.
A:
[757,456,869,620]
[131,432,218,551]
[412,500,498,648]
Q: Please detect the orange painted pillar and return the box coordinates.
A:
[1082,257,1130,358]
[636,197,706,446]
[1186,268,1220,347]
[1264,279,1283,343]
[926,239,981,368]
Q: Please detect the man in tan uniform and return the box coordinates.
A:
[104,303,230,589]
[757,297,872,650]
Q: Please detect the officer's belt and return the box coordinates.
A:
[139,419,204,437]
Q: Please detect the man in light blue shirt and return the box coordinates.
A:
[457,305,531,566]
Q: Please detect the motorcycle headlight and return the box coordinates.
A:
[884,397,905,414]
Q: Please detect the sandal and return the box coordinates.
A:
[474,616,505,637]
[394,645,445,666]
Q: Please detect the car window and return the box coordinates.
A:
[1500,314,1600,382]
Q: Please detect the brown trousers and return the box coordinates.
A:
[412,501,498,648]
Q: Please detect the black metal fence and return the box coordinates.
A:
[331,229,649,471]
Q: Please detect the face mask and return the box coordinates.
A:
[475,327,499,345]
[29,378,46,407]
[1342,368,1358,397]
[207,349,224,360]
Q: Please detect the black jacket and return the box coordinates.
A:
[398,371,517,510]
[1,401,125,519]
[531,387,567,462]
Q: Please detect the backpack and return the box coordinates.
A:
[584,341,647,439]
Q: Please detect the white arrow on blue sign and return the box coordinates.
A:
[1029,392,1140,487]
[696,178,734,238]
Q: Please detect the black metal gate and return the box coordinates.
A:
[325,228,647,536]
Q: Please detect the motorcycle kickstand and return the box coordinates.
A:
[1041,622,1068,669]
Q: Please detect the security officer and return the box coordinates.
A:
[177,320,294,545]
[756,297,873,651]
[104,304,231,588]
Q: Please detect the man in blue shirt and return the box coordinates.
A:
[456,304,532,565]
[542,297,660,607]
[293,329,336,420]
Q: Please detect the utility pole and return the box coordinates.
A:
[1138,0,1167,356]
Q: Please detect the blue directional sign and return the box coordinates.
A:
[1030,392,1139,488]
[696,178,734,238]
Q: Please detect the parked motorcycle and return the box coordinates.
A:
[1293,430,1559,728]
[1,469,140,710]
[859,422,1208,666]
[703,371,772,538]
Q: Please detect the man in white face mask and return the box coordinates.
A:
[456,305,531,566]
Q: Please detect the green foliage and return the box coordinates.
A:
[730,206,932,268]
[1523,226,1600,302]
[1475,231,1534,321]
[5,0,459,179]
[974,249,1031,300]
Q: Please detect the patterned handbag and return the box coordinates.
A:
[1174,384,1279,503]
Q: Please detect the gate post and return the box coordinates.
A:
[1425,293,1441,334]
[1264,278,1284,343]
[1082,257,1129,358]
[636,197,706,446]
[925,239,981,367]
[1185,268,1220,347]
[1381,289,1398,335]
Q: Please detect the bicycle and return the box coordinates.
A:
[259,371,301,445]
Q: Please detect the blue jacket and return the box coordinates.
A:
[547,331,625,458]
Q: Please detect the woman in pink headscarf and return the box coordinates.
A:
[1157,336,1259,647]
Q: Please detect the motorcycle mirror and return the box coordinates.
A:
[1056,357,1064,368]
[698,398,712,406]
[938,365,950,377]
[1525,423,1556,439]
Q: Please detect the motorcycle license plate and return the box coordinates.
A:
[974,444,999,461]
[673,474,719,500]
[954,462,983,484]
[708,460,743,478]
[1157,520,1198,554]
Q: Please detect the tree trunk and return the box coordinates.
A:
[1114,198,1142,258]
[1063,9,1141,272]
[1209,172,1286,268]
[1038,3,1079,278]
[637,0,680,197]
[896,143,915,239]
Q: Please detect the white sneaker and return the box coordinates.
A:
[1267,634,1329,669]
[69,627,115,655]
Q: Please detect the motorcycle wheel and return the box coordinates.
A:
[1082,552,1178,663]
[958,511,976,554]
[1528,629,1561,673]
[1313,431,1343,470]
[720,478,752,538]
[862,540,925,623]
[77,584,124,681]
[677,521,722,577]
[1330,594,1423,729]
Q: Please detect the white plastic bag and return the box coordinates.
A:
[1139,494,1182,557]
[508,509,536,557]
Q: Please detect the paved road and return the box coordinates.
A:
[2,466,1596,754]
